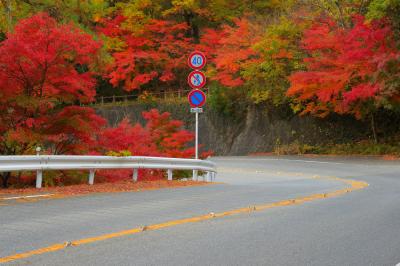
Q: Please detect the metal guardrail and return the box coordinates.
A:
[0,156,217,188]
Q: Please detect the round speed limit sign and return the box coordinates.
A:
[188,51,206,70]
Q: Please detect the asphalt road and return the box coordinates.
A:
[1,156,400,265]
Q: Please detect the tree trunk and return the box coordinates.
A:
[2,0,12,31]
[183,10,200,43]
[371,113,378,144]
[335,0,347,28]
[1,172,11,188]
[76,0,83,24]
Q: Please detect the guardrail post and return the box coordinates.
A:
[206,171,211,182]
[88,170,95,185]
[36,170,43,188]
[133,168,138,182]
[193,170,198,181]
[167,169,173,181]
[35,147,42,189]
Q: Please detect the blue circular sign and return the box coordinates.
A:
[188,89,206,108]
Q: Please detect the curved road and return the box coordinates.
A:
[1,156,399,265]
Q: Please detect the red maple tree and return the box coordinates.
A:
[287,16,400,119]
[210,18,261,87]
[95,109,202,182]
[0,13,213,187]
[0,13,103,186]
[99,16,193,91]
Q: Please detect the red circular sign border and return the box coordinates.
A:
[188,71,206,89]
[188,51,207,70]
[188,89,206,108]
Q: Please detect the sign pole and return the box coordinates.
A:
[195,111,199,160]
[188,51,207,181]
[193,111,199,181]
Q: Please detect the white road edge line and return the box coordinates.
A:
[270,158,345,165]
[1,194,54,200]
[229,157,347,165]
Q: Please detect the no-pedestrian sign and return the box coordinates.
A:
[188,51,206,70]
[188,71,206,89]
[188,89,206,108]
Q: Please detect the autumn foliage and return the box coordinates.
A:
[1,1,400,186]
[210,19,261,88]
[0,14,208,188]
[95,109,200,182]
[97,109,196,158]
[288,16,400,118]
[99,16,193,91]
[0,13,103,157]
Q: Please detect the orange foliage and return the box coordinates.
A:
[288,16,400,118]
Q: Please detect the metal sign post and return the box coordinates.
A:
[188,51,207,180]
[195,110,199,160]
[192,107,201,180]
[190,107,204,159]
[190,108,204,160]
[188,91,206,161]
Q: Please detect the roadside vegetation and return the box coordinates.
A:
[274,140,400,157]
[0,0,399,187]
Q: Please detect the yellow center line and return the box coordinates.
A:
[0,176,369,264]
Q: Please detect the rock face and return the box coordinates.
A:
[95,102,373,155]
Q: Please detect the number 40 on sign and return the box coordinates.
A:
[188,51,206,70]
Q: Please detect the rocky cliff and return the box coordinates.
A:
[96,102,375,155]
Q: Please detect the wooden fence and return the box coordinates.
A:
[86,88,210,106]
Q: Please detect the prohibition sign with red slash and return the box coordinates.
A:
[188,89,206,108]
[188,71,206,89]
